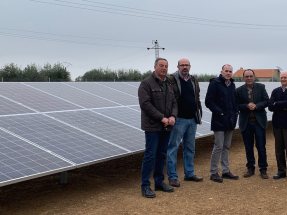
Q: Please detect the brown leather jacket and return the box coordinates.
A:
[168,71,202,124]
[138,72,178,132]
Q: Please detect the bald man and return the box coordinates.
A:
[166,58,203,187]
[268,71,287,179]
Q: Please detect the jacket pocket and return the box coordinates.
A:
[151,88,163,101]
[213,114,228,129]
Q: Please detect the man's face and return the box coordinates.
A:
[243,70,255,86]
[154,60,168,78]
[177,59,191,76]
[221,65,233,80]
[281,72,287,87]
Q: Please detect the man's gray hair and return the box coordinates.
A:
[222,64,233,70]
[154,57,168,66]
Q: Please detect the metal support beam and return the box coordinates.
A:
[60,171,68,184]
[147,40,165,60]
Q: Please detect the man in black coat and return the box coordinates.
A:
[205,64,239,183]
[138,58,177,198]
[268,71,287,179]
[236,69,269,179]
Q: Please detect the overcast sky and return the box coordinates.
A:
[1,0,287,80]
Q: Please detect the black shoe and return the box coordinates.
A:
[210,173,223,183]
[155,182,174,192]
[222,171,239,180]
[244,170,254,178]
[141,188,156,198]
[260,170,268,179]
[169,179,180,187]
[184,175,203,182]
[273,173,286,180]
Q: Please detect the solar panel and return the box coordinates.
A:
[24,82,119,109]
[0,129,74,186]
[48,110,145,152]
[0,83,79,112]
[0,81,279,187]
[0,114,129,166]
[65,82,139,105]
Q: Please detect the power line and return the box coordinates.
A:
[28,0,287,30]
[82,0,287,27]
[0,27,148,43]
[72,50,147,68]
[0,32,146,49]
[106,52,154,67]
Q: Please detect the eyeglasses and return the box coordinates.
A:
[179,64,190,67]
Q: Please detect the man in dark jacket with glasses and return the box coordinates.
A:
[166,58,203,188]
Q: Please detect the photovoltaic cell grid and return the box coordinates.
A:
[0,114,128,166]
[0,82,279,187]
[0,129,74,186]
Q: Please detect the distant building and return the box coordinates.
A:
[233,67,280,82]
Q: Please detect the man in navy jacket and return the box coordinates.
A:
[205,64,239,183]
[268,71,287,180]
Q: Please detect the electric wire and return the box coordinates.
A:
[82,0,287,27]
[105,52,154,67]
[71,49,147,68]
[0,32,146,49]
[0,27,148,43]
[29,0,287,30]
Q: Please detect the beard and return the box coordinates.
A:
[181,70,189,76]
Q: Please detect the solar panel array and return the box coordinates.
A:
[0,82,279,187]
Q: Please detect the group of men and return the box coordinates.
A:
[138,58,287,198]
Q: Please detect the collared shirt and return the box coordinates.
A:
[282,86,287,92]
[226,80,231,87]
[178,72,190,82]
[246,84,254,91]
[154,73,166,82]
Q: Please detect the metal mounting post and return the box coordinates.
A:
[60,171,68,184]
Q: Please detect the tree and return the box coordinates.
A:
[23,64,46,82]
[41,62,71,82]
[142,70,153,80]
[0,63,23,82]
[193,74,217,82]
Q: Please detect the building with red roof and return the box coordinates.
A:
[233,67,280,82]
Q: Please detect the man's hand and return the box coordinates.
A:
[161,117,169,127]
[168,116,175,126]
[247,102,256,110]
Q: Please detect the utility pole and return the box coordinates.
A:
[147,40,165,60]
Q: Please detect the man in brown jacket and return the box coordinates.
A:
[138,57,177,198]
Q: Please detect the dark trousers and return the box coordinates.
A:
[141,131,170,189]
[241,121,268,172]
[273,127,287,174]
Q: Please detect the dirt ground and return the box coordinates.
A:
[1,122,287,215]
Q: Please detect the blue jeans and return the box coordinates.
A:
[166,118,197,181]
[241,121,268,172]
[141,131,171,189]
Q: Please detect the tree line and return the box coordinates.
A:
[76,69,221,82]
[0,63,274,82]
[0,63,71,82]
